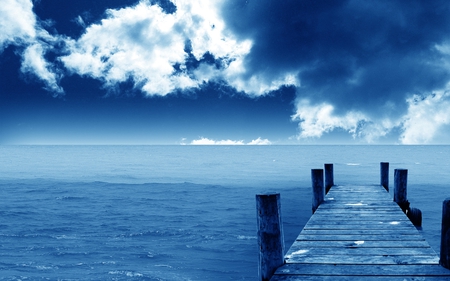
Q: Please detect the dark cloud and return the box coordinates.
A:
[221,0,450,117]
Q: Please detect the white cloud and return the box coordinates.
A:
[291,99,400,143]
[60,0,297,96]
[0,0,66,95]
[191,137,244,145]
[61,0,242,95]
[292,99,366,138]
[220,59,300,96]
[1,0,299,97]
[400,90,450,144]
[0,0,36,50]
[21,43,64,94]
[248,137,272,145]
[291,91,450,144]
[190,137,271,145]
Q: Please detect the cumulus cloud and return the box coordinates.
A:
[0,0,36,50]
[248,137,271,145]
[401,90,450,144]
[292,99,399,143]
[0,0,65,94]
[59,0,297,96]
[292,99,365,138]
[21,43,64,94]
[190,137,244,145]
[190,137,271,145]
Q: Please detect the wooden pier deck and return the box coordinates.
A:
[270,184,450,280]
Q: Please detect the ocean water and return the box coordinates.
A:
[0,145,449,280]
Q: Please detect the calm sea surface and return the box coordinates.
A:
[0,145,449,280]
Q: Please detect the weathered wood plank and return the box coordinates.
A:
[274,264,450,276]
[309,212,407,217]
[326,192,390,196]
[316,206,402,211]
[319,202,401,208]
[306,219,411,225]
[296,234,424,241]
[289,240,431,248]
[284,246,437,256]
[307,219,411,225]
[298,229,424,236]
[303,224,416,230]
[320,199,398,204]
[314,208,403,214]
[271,275,450,281]
[326,189,392,195]
[284,254,439,265]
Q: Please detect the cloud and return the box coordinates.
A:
[222,0,450,143]
[60,0,297,96]
[4,0,450,144]
[400,89,450,144]
[190,137,244,145]
[292,99,399,143]
[0,0,65,95]
[0,0,36,50]
[292,99,366,139]
[20,43,64,95]
[190,137,271,145]
[293,89,450,144]
[248,137,271,145]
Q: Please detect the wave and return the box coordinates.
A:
[237,235,257,240]
[55,196,87,201]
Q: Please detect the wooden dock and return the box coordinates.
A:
[269,184,450,280]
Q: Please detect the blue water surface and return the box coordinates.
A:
[0,145,449,280]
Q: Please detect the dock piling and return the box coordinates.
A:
[324,163,334,194]
[394,169,409,212]
[393,168,422,227]
[256,193,285,281]
[311,169,325,214]
[380,162,389,191]
[440,198,450,269]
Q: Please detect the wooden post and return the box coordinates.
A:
[324,163,334,194]
[440,198,450,269]
[408,207,422,227]
[380,162,389,191]
[312,169,325,214]
[394,169,409,212]
[256,193,285,281]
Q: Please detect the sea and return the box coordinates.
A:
[0,145,449,280]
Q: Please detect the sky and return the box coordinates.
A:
[2,0,450,145]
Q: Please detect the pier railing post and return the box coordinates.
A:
[324,163,334,194]
[256,193,285,281]
[380,162,389,191]
[312,169,325,214]
[394,169,409,212]
[440,198,450,269]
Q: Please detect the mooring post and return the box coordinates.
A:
[256,193,285,281]
[394,169,422,227]
[440,198,450,269]
[312,169,325,214]
[380,162,389,191]
[324,163,334,194]
[394,169,409,213]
